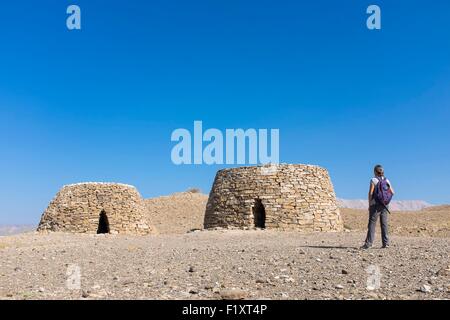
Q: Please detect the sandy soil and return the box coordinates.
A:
[0,231,448,300]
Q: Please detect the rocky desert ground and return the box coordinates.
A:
[0,191,449,300]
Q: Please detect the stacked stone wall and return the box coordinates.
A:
[204,164,343,232]
[38,183,153,234]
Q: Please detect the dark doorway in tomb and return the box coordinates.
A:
[253,199,266,229]
[97,211,110,234]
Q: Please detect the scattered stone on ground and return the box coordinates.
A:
[1,193,449,300]
[0,230,449,300]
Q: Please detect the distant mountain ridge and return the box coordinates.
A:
[0,225,35,236]
[337,198,433,211]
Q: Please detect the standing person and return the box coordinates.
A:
[361,165,395,249]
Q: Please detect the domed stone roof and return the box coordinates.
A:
[38,183,154,235]
[204,164,343,232]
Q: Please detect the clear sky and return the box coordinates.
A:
[0,1,449,224]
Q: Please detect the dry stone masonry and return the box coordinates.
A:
[38,183,154,235]
[204,164,343,232]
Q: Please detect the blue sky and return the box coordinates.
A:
[0,1,449,224]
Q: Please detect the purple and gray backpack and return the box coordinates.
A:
[374,177,393,206]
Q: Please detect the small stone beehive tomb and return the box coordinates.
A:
[38,183,153,234]
[204,164,343,232]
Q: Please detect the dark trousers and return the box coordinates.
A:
[365,204,389,247]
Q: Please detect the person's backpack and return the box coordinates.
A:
[374,177,393,206]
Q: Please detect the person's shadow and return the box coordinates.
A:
[298,245,359,250]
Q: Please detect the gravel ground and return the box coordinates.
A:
[1,230,449,300]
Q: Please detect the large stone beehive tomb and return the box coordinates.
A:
[37,183,153,234]
[204,164,343,232]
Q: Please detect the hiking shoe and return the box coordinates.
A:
[360,244,371,250]
[382,244,390,249]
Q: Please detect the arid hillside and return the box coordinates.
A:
[143,191,450,238]
[144,191,208,234]
[341,206,450,238]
